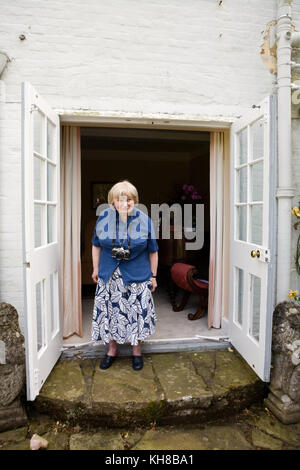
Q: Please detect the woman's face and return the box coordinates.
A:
[113,194,135,217]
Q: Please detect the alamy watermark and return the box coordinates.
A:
[95,197,205,251]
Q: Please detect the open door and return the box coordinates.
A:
[22,82,62,400]
[229,95,276,382]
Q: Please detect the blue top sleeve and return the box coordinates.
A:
[147,217,159,253]
[91,209,109,247]
[92,220,101,247]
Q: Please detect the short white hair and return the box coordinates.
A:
[108,180,139,205]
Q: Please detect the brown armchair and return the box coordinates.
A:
[170,262,209,320]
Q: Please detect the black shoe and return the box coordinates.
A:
[99,354,117,370]
[132,355,143,371]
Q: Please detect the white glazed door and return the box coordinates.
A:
[229,95,276,382]
[22,82,62,400]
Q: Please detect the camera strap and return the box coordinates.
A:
[112,217,132,250]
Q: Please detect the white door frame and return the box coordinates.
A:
[59,112,233,350]
[58,109,276,382]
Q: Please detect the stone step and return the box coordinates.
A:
[31,350,267,428]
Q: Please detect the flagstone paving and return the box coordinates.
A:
[29,350,266,427]
[1,403,300,450]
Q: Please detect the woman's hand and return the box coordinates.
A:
[92,269,98,283]
[151,277,157,292]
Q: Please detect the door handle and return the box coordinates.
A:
[250,250,260,258]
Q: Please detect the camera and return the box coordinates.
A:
[112,246,130,260]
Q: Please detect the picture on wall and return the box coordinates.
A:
[91,182,114,210]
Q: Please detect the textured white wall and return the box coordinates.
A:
[1,0,277,116]
[2,0,300,331]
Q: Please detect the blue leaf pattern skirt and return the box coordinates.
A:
[91,266,156,345]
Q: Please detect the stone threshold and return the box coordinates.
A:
[60,337,230,359]
[30,350,267,428]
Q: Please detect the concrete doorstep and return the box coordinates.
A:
[29,350,266,428]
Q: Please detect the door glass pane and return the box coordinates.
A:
[238,128,247,165]
[47,162,55,201]
[34,203,43,248]
[251,161,263,202]
[250,274,261,342]
[237,205,247,241]
[235,267,244,326]
[34,156,44,200]
[33,109,44,155]
[251,204,263,245]
[50,271,58,336]
[47,205,55,243]
[47,119,55,161]
[36,280,44,352]
[251,118,264,160]
[237,167,247,203]
[50,273,54,334]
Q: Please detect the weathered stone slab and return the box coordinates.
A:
[70,430,124,450]
[251,429,283,450]
[90,356,161,426]
[1,439,31,450]
[249,404,300,447]
[133,425,253,450]
[192,350,260,394]
[92,356,158,404]
[42,431,69,450]
[151,352,212,407]
[31,351,266,428]
[0,426,28,443]
[38,360,86,402]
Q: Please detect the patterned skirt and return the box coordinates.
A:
[91,266,156,346]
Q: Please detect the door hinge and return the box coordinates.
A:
[30,104,38,113]
[34,368,39,389]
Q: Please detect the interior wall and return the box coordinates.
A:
[80,130,210,285]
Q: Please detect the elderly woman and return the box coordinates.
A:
[91,180,159,371]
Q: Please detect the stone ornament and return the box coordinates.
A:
[0,302,27,431]
[265,301,300,424]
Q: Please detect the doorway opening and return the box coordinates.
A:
[62,125,229,351]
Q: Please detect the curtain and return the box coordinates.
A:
[208,131,230,328]
[60,126,82,338]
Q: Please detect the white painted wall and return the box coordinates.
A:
[1,0,300,332]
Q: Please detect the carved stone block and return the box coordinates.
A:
[0,303,27,431]
[265,301,300,424]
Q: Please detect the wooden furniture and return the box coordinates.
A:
[157,224,210,304]
[170,262,209,320]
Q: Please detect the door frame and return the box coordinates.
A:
[59,111,233,351]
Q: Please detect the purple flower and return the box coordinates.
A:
[181,195,186,200]
[183,184,188,190]
[188,185,194,192]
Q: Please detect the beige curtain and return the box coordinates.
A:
[60,126,82,338]
[208,131,230,328]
